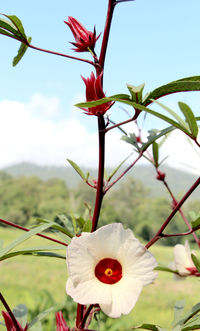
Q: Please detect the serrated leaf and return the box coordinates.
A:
[67,159,86,181]
[191,217,200,230]
[82,219,92,232]
[4,14,26,38]
[144,78,200,106]
[191,254,200,273]
[13,36,31,66]
[152,142,159,167]
[178,102,199,138]
[121,133,140,151]
[75,96,188,134]
[0,222,54,258]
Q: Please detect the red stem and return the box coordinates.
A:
[98,0,116,73]
[0,292,21,331]
[163,179,200,247]
[104,151,143,193]
[91,116,106,232]
[146,176,200,248]
[0,218,68,247]
[28,43,96,67]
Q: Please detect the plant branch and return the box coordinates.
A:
[146,176,200,248]
[0,292,21,331]
[104,151,143,193]
[28,43,96,67]
[0,218,68,247]
[92,116,106,231]
[98,0,116,73]
[162,179,200,247]
[105,114,138,133]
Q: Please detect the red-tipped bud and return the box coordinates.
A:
[81,72,113,116]
[2,311,28,331]
[64,16,100,52]
[55,311,69,331]
[156,170,166,181]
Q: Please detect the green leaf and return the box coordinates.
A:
[127,83,145,103]
[132,323,166,331]
[82,219,92,232]
[4,14,26,38]
[67,159,86,181]
[36,218,73,238]
[0,245,65,261]
[75,96,188,134]
[0,222,54,258]
[191,254,200,273]
[12,36,31,66]
[107,153,133,182]
[175,303,200,326]
[152,142,159,167]
[0,18,21,37]
[155,265,178,274]
[28,307,55,328]
[143,78,200,106]
[191,217,200,230]
[142,126,175,152]
[13,304,28,329]
[178,102,199,138]
[152,99,189,131]
[121,133,140,152]
[172,301,185,328]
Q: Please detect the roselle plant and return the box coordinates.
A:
[1,1,200,330]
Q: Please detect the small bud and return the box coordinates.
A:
[156,170,165,181]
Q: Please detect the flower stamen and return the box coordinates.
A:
[95,258,122,284]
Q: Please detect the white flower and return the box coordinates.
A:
[66,223,157,318]
[171,241,197,277]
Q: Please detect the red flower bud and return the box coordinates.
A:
[81,72,113,116]
[156,170,166,181]
[64,16,100,52]
[2,311,28,331]
[55,311,69,331]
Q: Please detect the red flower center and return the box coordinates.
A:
[94,258,122,284]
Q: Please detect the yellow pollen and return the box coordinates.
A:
[104,268,113,277]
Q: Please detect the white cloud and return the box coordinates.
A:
[0,95,199,174]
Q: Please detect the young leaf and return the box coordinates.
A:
[67,158,86,181]
[152,142,159,167]
[82,219,92,232]
[4,14,26,39]
[191,217,200,230]
[13,37,31,66]
[127,83,145,103]
[191,254,200,273]
[36,218,73,238]
[107,153,133,182]
[178,102,199,138]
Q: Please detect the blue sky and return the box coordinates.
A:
[0,0,200,170]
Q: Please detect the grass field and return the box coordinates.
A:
[1,228,200,330]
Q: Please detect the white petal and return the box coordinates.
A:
[118,238,157,285]
[100,277,143,318]
[66,277,111,305]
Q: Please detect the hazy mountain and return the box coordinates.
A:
[2,162,200,200]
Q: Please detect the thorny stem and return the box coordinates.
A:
[163,179,200,247]
[0,218,68,247]
[0,292,21,331]
[146,176,200,249]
